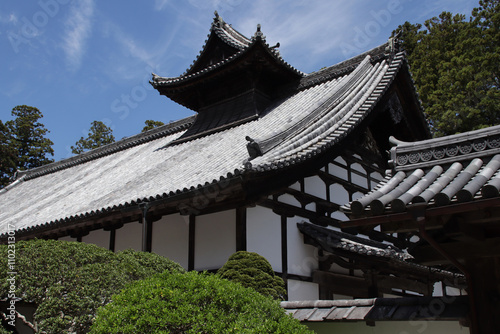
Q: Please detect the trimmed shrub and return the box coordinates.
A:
[0,239,185,333]
[90,271,312,334]
[217,251,286,300]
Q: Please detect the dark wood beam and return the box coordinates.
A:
[412,237,500,265]
[312,270,371,298]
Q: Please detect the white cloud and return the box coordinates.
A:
[154,0,169,11]
[0,12,18,24]
[61,0,94,71]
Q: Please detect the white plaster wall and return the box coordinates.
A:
[289,181,301,191]
[328,162,348,179]
[304,175,327,200]
[194,210,236,271]
[277,193,301,207]
[247,206,282,272]
[82,229,109,249]
[330,210,348,221]
[329,183,350,206]
[287,216,318,277]
[115,221,142,252]
[351,162,368,188]
[287,280,319,301]
[152,214,189,270]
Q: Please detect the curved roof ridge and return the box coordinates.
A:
[181,12,250,77]
[211,12,250,49]
[255,56,378,161]
[390,124,500,171]
[9,116,195,184]
[299,42,389,89]
[151,37,304,88]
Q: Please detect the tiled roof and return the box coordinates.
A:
[151,13,303,88]
[282,296,468,322]
[343,125,500,216]
[298,222,412,261]
[298,222,464,282]
[0,45,403,236]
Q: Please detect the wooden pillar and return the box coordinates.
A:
[188,215,196,271]
[109,228,116,252]
[140,203,152,252]
[236,207,247,251]
[281,215,288,287]
[466,257,500,334]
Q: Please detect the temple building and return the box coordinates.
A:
[0,13,478,333]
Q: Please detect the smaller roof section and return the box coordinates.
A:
[282,296,468,322]
[343,125,500,217]
[150,12,303,112]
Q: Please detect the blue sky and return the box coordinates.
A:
[0,0,479,161]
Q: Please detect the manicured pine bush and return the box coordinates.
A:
[0,239,185,333]
[90,271,312,334]
[217,251,287,300]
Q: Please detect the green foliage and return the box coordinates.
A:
[0,120,16,188]
[90,271,312,334]
[217,251,287,300]
[0,105,54,187]
[0,239,185,333]
[71,120,115,154]
[142,119,165,132]
[394,0,500,136]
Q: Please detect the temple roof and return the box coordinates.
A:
[0,26,425,238]
[151,13,304,112]
[298,222,464,283]
[342,125,500,217]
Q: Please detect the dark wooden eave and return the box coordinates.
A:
[151,39,303,111]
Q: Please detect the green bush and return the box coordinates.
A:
[217,251,286,300]
[90,271,312,334]
[0,239,185,333]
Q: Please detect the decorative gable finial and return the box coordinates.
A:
[385,32,401,58]
[213,11,222,27]
[252,23,266,42]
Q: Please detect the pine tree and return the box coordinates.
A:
[141,120,164,132]
[394,0,500,136]
[0,105,54,188]
[71,120,115,154]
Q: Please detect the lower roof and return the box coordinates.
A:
[282,296,468,322]
[342,125,500,217]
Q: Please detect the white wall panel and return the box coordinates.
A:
[287,216,318,276]
[115,221,142,252]
[194,210,236,271]
[247,206,282,272]
[351,163,368,188]
[304,175,327,200]
[82,229,109,249]
[329,183,350,206]
[152,214,189,270]
[328,163,348,179]
[287,280,319,301]
[278,194,301,207]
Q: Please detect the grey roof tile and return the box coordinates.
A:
[0,47,402,236]
[345,126,500,216]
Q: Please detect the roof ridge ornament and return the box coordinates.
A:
[252,23,266,42]
[213,10,223,27]
[385,32,401,58]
